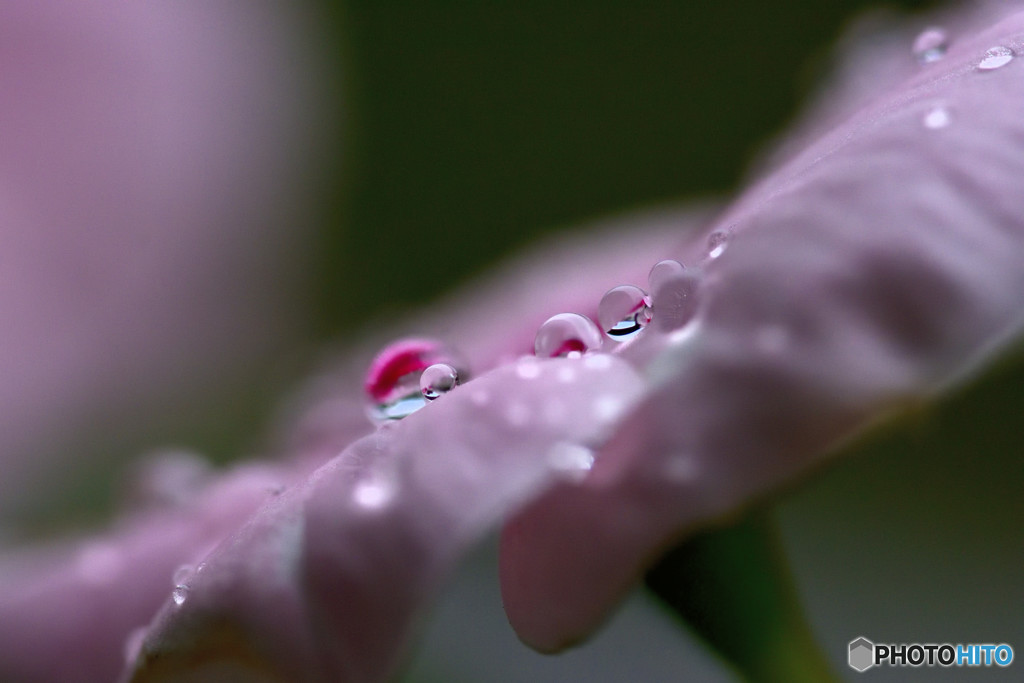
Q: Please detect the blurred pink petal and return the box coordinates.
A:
[0,1,326,518]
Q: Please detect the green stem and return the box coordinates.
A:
[644,510,838,683]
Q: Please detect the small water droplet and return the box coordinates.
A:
[913,27,948,63]
[171,585,188,607]
[707,231,729,259]
[978,45,1014,70]
[420,363,459,399]
[534,313,603,358]
[548,442,595,482]
[648,259,686,293]
[923,106,951,129]
[171,564,194,587]
[352,469,397,511]
[365,339,464,421]
[515,356,542,380]
[598,285,652,341]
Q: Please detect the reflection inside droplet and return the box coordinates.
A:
[912,27,948,64]
[598,285,652,341]
[534,313,603,358]
[978,45,1014,70]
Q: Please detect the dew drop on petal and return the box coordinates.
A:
[707,230,729,259]
[534,313,603,358]
[978,45,1014,70]
[420,363,459,400]
[648,259,685,293]
[598,285,652,341]
[171,585,189,607]
[352,473,396,511]
[923,106,951,129]
[365,338,464,421]
[171,564,194,588]
[547,442,595,483]
[912,27,948,63]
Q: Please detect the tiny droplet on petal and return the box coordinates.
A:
[598,285,652,341]
[547,442,595,483]
[171,564,194,588]
[648,259,686,293]
[534,313,603,358]
[707,230,729,259]
[420,363,459,400]
[978,45,1014,70]
[171,585,189,607]
[912,27,948,63]
[923,106,951,129]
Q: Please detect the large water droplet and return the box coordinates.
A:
[420,363,459,400]
[913,27,948,63]
[923,106,951,130]
[365,339,462,421]
[598,285,652,341]
[978,45,1014,70]
[706,230,729,259]
[534,313,602,358]
[648,259,685,293]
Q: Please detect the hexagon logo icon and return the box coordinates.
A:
[849,637,875,672]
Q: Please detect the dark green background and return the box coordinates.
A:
[318,0,940,332]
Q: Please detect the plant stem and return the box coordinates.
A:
[644,509,839,683]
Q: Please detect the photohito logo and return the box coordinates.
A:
[848,637,1014,672]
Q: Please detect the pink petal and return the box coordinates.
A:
[0,1,327,518]
[501,6,1024,650]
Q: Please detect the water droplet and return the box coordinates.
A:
[598,285,652,341]
[515,356,542,380]
[365,339,463,421]
[420,363,459,400]
[648,259,685,293]
[171,564,194,588]
[913,28,948,63]
[707,231,729,259]
[352,474,396,511]
[171,585,189,607]
[548,442,595,482]
[923,106,951,129]
[534,313,602,358]
[650,267,700,332]
[978,45,1014,70]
